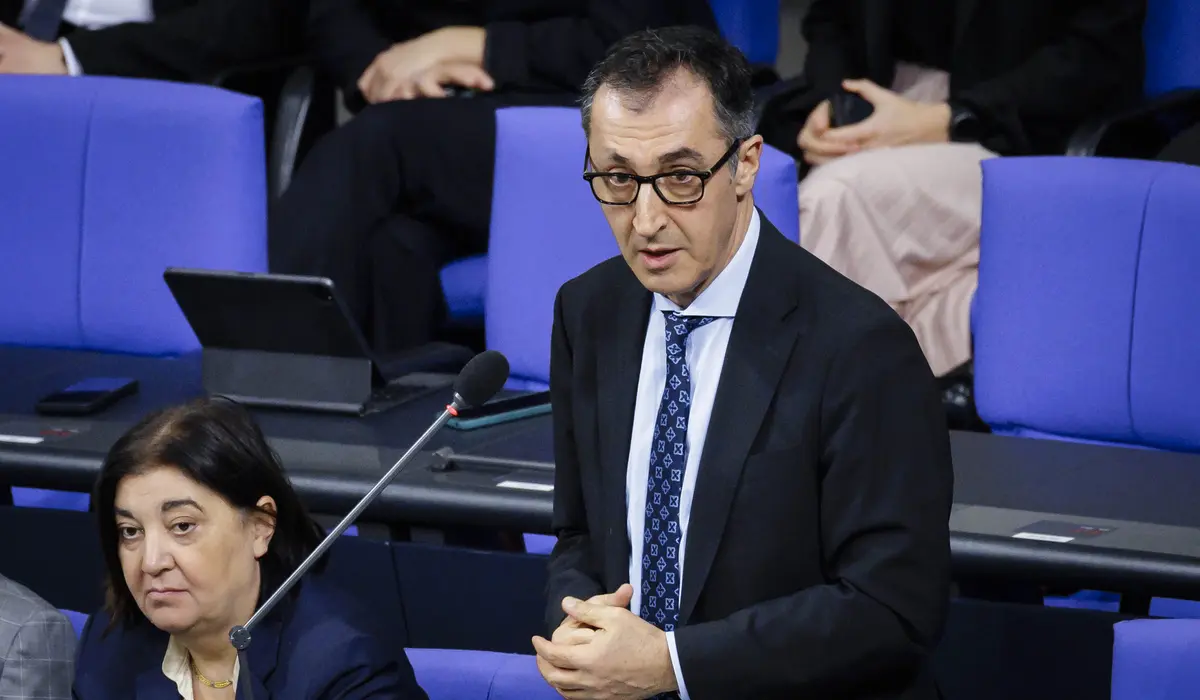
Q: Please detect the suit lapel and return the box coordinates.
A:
[597,269,652,589]
[242,598,284,696]
[134,604,282,699]
[135,669,177,699]
[679,219,803,624]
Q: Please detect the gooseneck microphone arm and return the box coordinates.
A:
[228,350,510,700]
[232,394,463,644]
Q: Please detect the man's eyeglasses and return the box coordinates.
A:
[582,140,742,206]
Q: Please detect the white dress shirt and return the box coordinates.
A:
[61,0,153,29]
[21,0,154,74]
[625,208,760,700]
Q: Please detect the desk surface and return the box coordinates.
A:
[3,346,1200,597]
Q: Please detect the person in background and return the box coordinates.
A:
[72,398,427,699]
[535,26,952,700]
[758,0,1146,384]
[0,0,297,79]
[0,572,75,700]
[1,0,716,358]
[268,0,719,356]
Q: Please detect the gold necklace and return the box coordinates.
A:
[190,656,233,689]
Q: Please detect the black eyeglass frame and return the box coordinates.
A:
[581,140,743,206]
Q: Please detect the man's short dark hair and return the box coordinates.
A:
[581,26,755,145]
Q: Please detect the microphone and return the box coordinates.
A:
[229,350,510,697]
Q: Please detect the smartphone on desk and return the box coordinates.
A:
[446,391,551,430]
[35,377,139,416]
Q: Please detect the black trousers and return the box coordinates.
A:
[268,92,572,354]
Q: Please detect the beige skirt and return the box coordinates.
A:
[798,63,997,377]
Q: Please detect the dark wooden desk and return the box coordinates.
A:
[4,346,1200,600]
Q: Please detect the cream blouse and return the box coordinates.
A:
[162,636,241,698]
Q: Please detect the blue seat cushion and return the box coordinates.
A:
[440,255,487,324]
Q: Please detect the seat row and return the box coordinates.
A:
[55,607,1200,700]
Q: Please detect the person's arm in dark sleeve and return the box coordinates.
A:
[303,0,391,96]
[757,0,854,159]
[483,0,714,94]
[801,0,855,100]
[545,286,606,633]
[671,316,954,699]
[953,0,1145,154]
[62,0,303,82]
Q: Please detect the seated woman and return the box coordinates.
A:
[759,0,1145,382]
[72,398,427,699]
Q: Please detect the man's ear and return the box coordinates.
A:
[734,135,763,197]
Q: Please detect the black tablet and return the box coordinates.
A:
[163,268,374,361]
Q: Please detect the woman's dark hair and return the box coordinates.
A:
[94,397,325,629]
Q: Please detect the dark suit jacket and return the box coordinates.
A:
[72,577,427,700]
[760,0,1146,158]
[545,213,954,700]
[0,0,301,81]
[5,0,714,99]
[62,0,302,82]
[309,0,717,101]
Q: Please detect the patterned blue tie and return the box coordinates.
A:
[640,311,714,641]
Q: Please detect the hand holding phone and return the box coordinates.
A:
[35,378,139,416]
[831,88,875,128]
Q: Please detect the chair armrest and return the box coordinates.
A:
[206,57,336,199]
[1066,88,1200,158]
[208,56,309,88]
[268,65,318,199]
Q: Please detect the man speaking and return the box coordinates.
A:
[533,26,953,700]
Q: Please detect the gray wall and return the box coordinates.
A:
[777,0,812,79]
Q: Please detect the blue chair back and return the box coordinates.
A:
[406,649,560,700]
[1143,0,1200,97]
[440,256,487,324]
[60,609,88,639]
[486,106,799,387]
[708,0,780,67]
[12,488,90,511]
[0,75,268,355]
[974,157,1200,452]
[1111,619,1200,699]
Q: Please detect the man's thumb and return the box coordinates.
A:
[841,78,889,104]
[588,583,634,608]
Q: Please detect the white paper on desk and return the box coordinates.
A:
[1011,532,1074,543]
[497,480,554,492]
[0,434,44,445]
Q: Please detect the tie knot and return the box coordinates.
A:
[663,312,715,346]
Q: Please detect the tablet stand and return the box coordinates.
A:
[203,348,375,414]
[202,343,471,416]
[162,269,474,415]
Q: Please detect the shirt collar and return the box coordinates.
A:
[162,635,240,696]
[654,207,760,319]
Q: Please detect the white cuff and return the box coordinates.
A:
[58,38,83,76]
[666,630,690,700]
